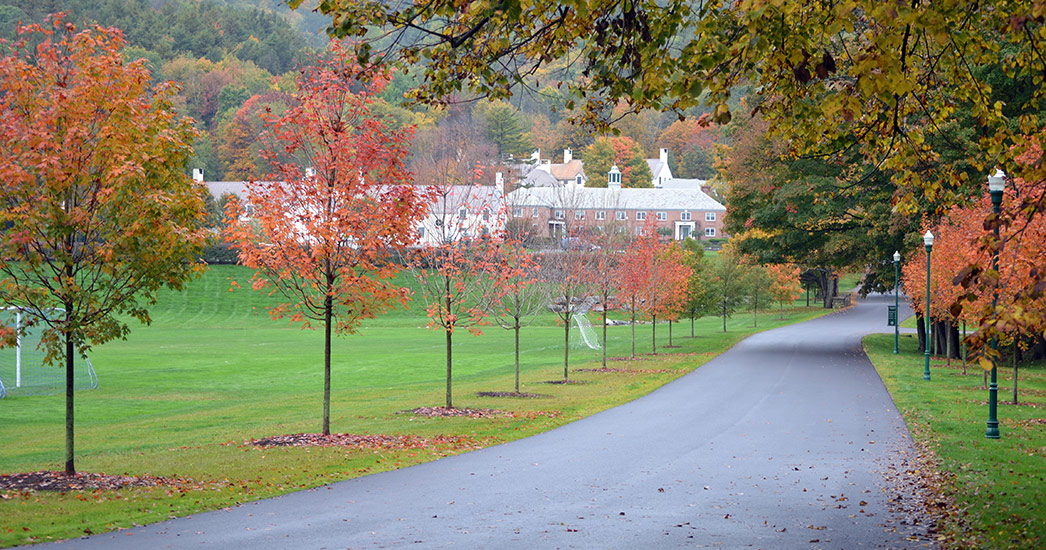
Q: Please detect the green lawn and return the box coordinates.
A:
[0,265,830,546]
[864,333,1046,549]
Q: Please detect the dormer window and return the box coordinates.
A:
[576,174,583,185]
[458,207,468,220]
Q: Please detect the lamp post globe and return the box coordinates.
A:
[986,170,1005,439]
[923,231,933,381]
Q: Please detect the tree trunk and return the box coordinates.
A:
[806,284,810,307]
[630,301,636,359]
[64,309,75,476]
[916,312,926,353]
[690,308,695,337]
[668,319,673,347]
[752,286,758,327]
[514,325,521,393]
[323,296,332,436]
[601,307,608,368]
[945,320,952,369]
[722,298,727,332]
[563,313,571,379]
[445,327,453,408]
[652,314,657,354]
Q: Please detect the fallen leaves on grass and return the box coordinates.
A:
[574,367,682,374]
[0,471,186,492]
[400,407,561,419]
[474,391,552,399]
[247,433,490,452]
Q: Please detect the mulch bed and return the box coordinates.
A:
[0,471,180,492]
[248,432,487,451]
[537,379,586,385]
[475,391,551,399]
[976,400,1043,408]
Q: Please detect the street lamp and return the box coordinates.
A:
[923,230,934,381]
[894,250,901,354]
[986,169,1006,439]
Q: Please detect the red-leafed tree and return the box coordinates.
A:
[481,240,544,393]
[0,16,208,474]
[614,223,658,358]
[225,43,425,436]
[410,122,502,408]
[583,228,627,367]
[766,264,803,319]
[641,242,693,353]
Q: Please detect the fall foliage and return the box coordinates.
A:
[225,43,425,435]
[0,15,208,474]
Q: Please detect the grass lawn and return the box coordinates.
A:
[864,333,1046,549]
[0,265,831,547]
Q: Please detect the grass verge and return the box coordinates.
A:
[1,265,831,546]
[864,333,1046,549]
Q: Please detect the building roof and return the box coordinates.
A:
[519,169,560,187]
[549,159,586,181]
[507,186,726,212]
[660,178,707,190]
[646,158,666,177]
[418,184,504,215]
[205,181,251,201]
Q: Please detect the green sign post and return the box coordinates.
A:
[887,305,897,327]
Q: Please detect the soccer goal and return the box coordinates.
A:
[0,307,98,399]
[572,312,603,350]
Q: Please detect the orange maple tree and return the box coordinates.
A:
[225,43,425,435]
[642,242,693,353]
[481,239,543,393]
[614,222,658,358]
[765,264,803,319]
[0,16,208,474]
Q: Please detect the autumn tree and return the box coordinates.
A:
[679,238,713,337]
[582,227,627,367]
[481,241,544,393]
[707,244,753,333]
[410,122,502,408]
[642,242,693,352]
[225,43,425,436]
[614,225,657,358]
[542,250,593,379]
[0,17,209,474]
[766,264,803,320]
[582,136,653,188]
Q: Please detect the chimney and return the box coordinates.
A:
[659,148,668,164]
[608,164,622,190]
[538,159,552,173]
[495,172,504,194]
[564,148,572,164]
[701,184,712,195]
[192,168,204,182]
[531,150,541,163]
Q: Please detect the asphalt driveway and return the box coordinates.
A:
[52,294,932,549]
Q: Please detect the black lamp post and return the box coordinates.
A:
[894,250,901,354]
[986,169,1005,439]
[923,230,933,381]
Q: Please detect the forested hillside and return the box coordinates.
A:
[0,1,724,184]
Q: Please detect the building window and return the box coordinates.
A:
[512,206,523,217]
[555,210,564,220]
[576,174,583,185]
[705,212,716,222]
[705,227,716,237]
[656,211,667,221]
[681,211,691,221]
[532,207,539,218]
[596,211,606,220]
[417,226,426,238]
[482,208,490,221]
[458,207,468,220]
[575,210,585,220]
[616,211,627,220]
[636,211,647,221]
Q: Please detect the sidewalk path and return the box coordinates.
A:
[54,294,932,549]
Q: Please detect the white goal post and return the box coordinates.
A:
[0,306,98,398]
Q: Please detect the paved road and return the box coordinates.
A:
[54,294,932,549]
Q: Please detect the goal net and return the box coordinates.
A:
[572,312,602,350]
[0,307,98,399]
